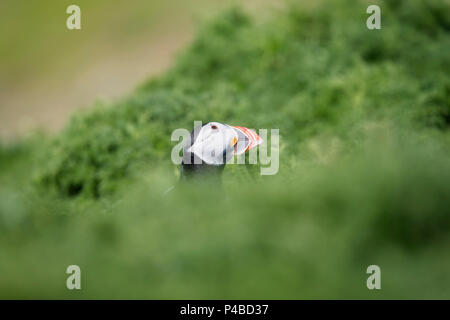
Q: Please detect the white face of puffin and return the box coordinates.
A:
[187,122,263,165]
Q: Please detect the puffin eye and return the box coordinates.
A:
[211,125,218,130]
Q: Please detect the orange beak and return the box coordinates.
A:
[231,126,263,155]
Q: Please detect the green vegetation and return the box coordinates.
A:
[0,0,216,82]
[1,0,450,298]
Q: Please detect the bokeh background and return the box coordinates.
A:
[0,0,272,139]
[1,0,449,298]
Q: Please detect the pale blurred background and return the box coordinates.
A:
[0,0,274,140]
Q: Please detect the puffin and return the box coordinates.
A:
[180,122,263,181]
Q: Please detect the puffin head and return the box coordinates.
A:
[180,122,263,180]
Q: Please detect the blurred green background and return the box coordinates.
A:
[0,0,267,139]
[1,0,450,299]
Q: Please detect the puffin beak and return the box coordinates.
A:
[232,126,263,155]
[230,136,238,147]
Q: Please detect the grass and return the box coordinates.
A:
[0,0,221,82]
[0,0,449,298]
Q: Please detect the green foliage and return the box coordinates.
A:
[1,0,450,298]
[36,1,450,198]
